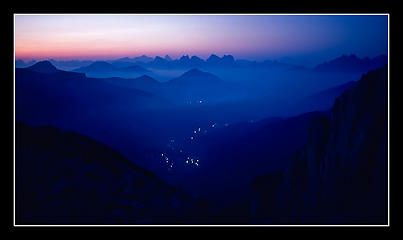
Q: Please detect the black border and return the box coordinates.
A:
[4,3,395,235]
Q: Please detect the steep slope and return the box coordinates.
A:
[251,65,388,224]
[15,122,208,224]
[289,81,357,114]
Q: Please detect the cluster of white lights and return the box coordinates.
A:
[161,153,174,168]
[185,156,199,167]
[189,124,216,141]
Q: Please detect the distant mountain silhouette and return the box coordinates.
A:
[74,61,117,73]
[167,68,222,86]
[48,59,94,71]
[153,56,170,65]
[51,54,311,71]
[73,61,150,78]
[314,54,387,73]
[206,54,221,64]
[189,56,204,66]
[164,55,172,61]
[133,55,154,63]
[133,74,160,85]
[116,55,154,63]
[221,55,235,65]
[99,74,161,91]
[132,54,241,69]
[26,60,60,74]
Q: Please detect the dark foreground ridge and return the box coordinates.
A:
[15,122,209,225]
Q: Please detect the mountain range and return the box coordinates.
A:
[73,61,150,78]
[14,56,388,224]
[16,54,388,75]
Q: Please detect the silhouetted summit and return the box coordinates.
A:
[164,55,172,61]
[221,55,235,65]
[206,54,221,64]
[166,68,222,87]
[184,69,219,80]
[27,60,59,74]
[189,56,203,65]
[181,68,212,78]
[153,56,169,64]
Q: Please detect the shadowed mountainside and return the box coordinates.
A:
[15,122,210,224]
[250,65,388,224]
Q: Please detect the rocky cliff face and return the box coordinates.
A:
[251,66,388,224]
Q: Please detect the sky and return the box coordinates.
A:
[15,14,388,66]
